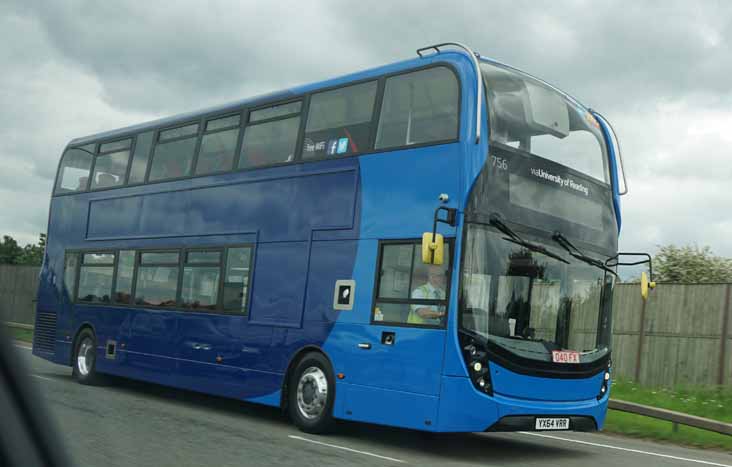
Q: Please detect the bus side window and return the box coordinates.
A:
[196,115,241,176]
[63,252,79,299]
[374,66,459,150]
[77,253,115,303]
[302,81,377,159]
[54,148,94,194]
[222,247,252,313]
[372,241,451,327]
[181,250,222,310]
[239,101,301,170]
[128,131,154,185]
[134,251,180,307]
[91,149,130,190]
[148,123,199,182]
[114,250,135,304]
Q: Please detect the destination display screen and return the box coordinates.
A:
[509,172,604,231]
[466,143,617,253]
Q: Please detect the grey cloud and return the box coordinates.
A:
[2,1,732,257]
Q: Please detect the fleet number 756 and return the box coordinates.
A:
[490,155,508,170]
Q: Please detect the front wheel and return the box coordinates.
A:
[72,329,101,385]
[288,352,335,434]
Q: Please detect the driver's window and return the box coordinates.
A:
[372,241,451,327]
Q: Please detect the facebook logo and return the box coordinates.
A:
[327,139,338,155]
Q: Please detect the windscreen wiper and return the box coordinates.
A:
[551,231,618,277]
[488,215,569,264]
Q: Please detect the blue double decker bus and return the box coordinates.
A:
[34,43,630,434]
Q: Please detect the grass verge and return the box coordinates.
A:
[5,326,33,344]
[605,379,732,451]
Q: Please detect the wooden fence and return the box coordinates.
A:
[1,264,730,387]
[0,265,40,326]
[611,283,732,388]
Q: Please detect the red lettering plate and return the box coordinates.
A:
[552,350,580,364]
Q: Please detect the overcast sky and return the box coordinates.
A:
[2,1,731,259]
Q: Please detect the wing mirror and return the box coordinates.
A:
[422,206,457,265]
[605,252,656,301]
[640,271,657,301]
[422,232,444,265]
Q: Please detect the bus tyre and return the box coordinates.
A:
[72,329,101,385]
[288,352,335,434]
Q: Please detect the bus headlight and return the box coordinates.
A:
[597,370,610,400]
[463,339,492,396]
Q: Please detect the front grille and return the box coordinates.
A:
[33,312,57,354]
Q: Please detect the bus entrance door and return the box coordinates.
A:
[338,323,446,430]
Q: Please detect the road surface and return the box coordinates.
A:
[15,343,732,467]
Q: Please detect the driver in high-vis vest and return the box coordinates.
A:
[407,264,447,325]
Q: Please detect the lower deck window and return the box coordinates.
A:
[70,246,252,313]
[372,241,452,327]
[135,266,179,307]
[114,250,135,304]
[223,247,252,312]
[77,253,115,303]
[181,250,222,310]
[135,251,180,307]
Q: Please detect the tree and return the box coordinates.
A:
[654,244,732,283]
[0,234,46,266]
[0,235,23,264]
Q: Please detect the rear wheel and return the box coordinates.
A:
[288,352,335,433]
[72,329,101,385]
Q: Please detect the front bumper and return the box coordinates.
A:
[436,374,609,432]
[487,414,596,432]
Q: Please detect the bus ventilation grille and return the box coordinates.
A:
[33,312,57,354]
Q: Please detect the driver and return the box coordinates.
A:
[407,264,447,325]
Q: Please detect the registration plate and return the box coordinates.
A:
[552,350,580,364]
[535,417,570,430]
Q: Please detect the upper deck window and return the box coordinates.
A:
[250,102,301,122]
[481,62,608,183]
[239,102,301,169]
[195,114,241,176]
[91,149,130,190]
[55,148,93,194]
[303,81,377,159]
[148,123,200,182]
[99,139,132,153]
[375,66,459,150]
[127,131,154,185]
[159,124,199,141]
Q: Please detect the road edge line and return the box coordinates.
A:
[519,431,732,467]
[288,435,406,463]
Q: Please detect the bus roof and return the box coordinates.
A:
[67,46,591,148]
[68,51,466,147]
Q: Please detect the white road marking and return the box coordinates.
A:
[13,344,32,351]
[288,435,406,463]
[520,431,732,467]
[31,374,56,382]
